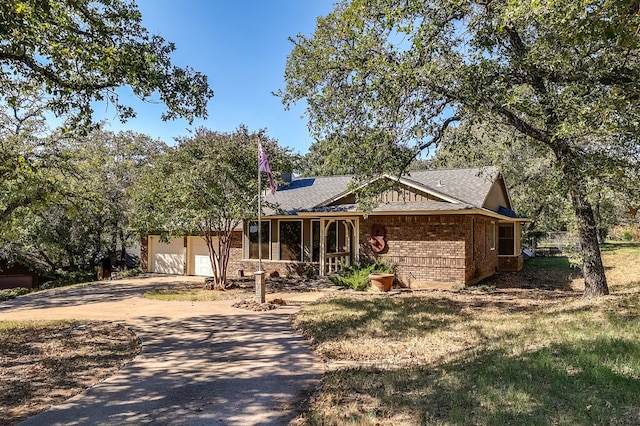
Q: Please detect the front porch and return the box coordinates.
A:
[318,218,359,276]
[240,216,360,277]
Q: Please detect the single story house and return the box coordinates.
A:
[0,260,45,290]
[141,167,528,288]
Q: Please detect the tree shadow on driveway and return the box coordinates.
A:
[0,275,202,311]
[20,311,322,425]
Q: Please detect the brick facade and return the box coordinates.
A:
[498,254,524,272]
[360,215,500,289]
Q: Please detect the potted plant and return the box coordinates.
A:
[329,261,395,292]
[369,272,395,292]
[368,261,395,292]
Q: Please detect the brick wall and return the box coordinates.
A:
[360,215,467,288]
[498,254,524,272]
[360,214,500,288]
[466,217,499,284]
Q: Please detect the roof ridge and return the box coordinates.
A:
[408,166,497,173]
[294,167,499,181]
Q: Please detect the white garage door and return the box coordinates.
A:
[187,236,215,276]
[149,236,185,275]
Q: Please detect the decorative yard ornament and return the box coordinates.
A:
[369,224,386,253]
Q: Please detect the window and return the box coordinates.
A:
[326,220,348,253]
[280,221,302,261]
[248,221,270,259]
[311,221,320,262]
[489,221,496,250]
[499,223,515,255]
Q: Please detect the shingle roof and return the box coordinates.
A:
[264,175,352,215]
[402,167,499,207]
[264,167,500,215]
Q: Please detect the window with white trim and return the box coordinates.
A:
[248,221,270,260]
[280,221,303,261]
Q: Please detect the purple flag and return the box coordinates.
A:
[258,141,276,195]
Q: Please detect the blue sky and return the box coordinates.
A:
[98,0,336,154]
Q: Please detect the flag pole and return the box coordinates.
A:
[257,138,263,272]
[255,137,265,303]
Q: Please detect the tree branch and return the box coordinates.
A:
[400,114,460,175]
[490,102,553,145]
[0,51,118,92]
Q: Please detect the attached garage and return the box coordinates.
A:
[149,236,186,275]
[187,236,215,277]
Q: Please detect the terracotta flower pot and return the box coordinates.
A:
[369,273,395,292]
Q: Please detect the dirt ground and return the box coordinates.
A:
[0,321,141,425]
[0,275,334,425]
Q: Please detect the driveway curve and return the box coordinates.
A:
[0,275,325,425]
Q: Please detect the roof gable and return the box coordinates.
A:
[403,167,500,207]
[328,180,452,207]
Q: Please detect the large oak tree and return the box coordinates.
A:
[281,0,640,297]
[1,0,213,248]
[0,0,213,126]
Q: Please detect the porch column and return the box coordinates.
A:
[343,221,351,266]
[319,218,326,276]
[353,218,360,263]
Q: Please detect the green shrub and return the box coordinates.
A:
[330,261,394,291]
[0,287,30,301]
[114,267,142,279]
[623,230,633,241]
[41,270,96,290]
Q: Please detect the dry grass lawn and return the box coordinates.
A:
[1,243,637,425]
[292,243,640,425]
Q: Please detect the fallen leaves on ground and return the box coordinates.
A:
[0,321,141,425]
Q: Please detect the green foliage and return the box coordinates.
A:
[114,267,142,279]
[0,91,56,227]
[40,270,96,290]
[330,261,394,291]
[0,0,212,127]
[2,119,162,275]
[610,226,640,243]
[0,287,30,302]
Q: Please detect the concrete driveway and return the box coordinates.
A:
[0,275,325,425]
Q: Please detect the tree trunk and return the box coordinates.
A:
[562,167,609,297]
